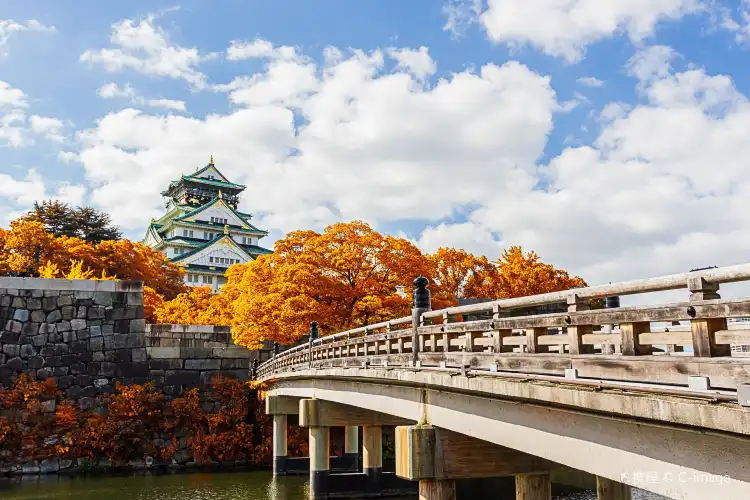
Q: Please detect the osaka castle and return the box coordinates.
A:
[142,157,273,292]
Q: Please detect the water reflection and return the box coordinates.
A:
[0,472,666,500]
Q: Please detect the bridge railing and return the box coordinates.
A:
[257,263,750,393]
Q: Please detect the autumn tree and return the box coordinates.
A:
[0,220,185,298]
[429,247,498,299]
[485,246,586,299]
[226,221,444,348]
[20,200,122,243]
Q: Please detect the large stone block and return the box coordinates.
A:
[221,358,250,370]
[4,356,23,371]
[5,320,22,334]
[165,370,200,386]
[56,295,74,307]
[47,310,63,323]
[131,348,147,362]
[26,298,41,311]
[70,319,87,331]
[185,359,221,371]
[22,322,38,335]
[13,309,29,322]
[100,362,117,377]
[76,306,87,319]
[149,358,183,370]
[32,335,48,347]
[30,310,47,323]
[126,333,144,348]
[42,297,57,312]
[60,306,74,320]
[94,292,113,306]
[11,297,25,308]
[3,344,20,357]
[89,325,102,337]
[27,356,45,369]
[20,344,37,358]
[89,337,104,351]
[117,362,149,377]
[148,347,181,359]
[57,320,71,332]
[87,307,105,320]
[1,331,19,343]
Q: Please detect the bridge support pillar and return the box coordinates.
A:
[397,425,556,499]
[266,395,300,476]
[272,414,288,476]
[596,476,631,500]
[516,473,551,500]
[309,426,330,499]
[419,479,456,500]
[363,425,382,493]
[344,425,359,471]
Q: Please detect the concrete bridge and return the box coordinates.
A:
[256,265,750,500]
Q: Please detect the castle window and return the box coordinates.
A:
[242,236,247,244]
[183,229,188,237]
[174,248,179,255]
[209,257,213,263]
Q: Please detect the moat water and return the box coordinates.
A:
[0,471,669,500]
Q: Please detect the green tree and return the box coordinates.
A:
[20,200,122,244]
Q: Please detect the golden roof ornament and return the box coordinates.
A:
[223,224,229,235]
[209,155,214,166]
[218,190,223,199]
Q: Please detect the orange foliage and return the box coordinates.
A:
[483,246,587,299]
[166,375,267,464]
[0,220,185,298]
[153,285,232,326]
[429,247,498,299]
[225,221,445,348]
[0,375,289,468]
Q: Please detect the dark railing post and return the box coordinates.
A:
[251,359,259,379]
[412,276,432,366]
[273,341,280,373]
[309,320,319,368]
[602,294,620,354]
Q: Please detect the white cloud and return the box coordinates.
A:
[0,169,46,205]
[0,19,56,55]
[217,39,317,107]
[477,0,701,62]
[30,115,65,143]
[58,151,79,164]
[54,183,86,206]
[0,109,30,147]
[73,45,555,234]
[147,98,186,111]
[226,39,302,61]
[388,46,437,81]
[97,82,137,99]
[80,13,216,88]
[442,0,484,38]
[97,82,186,112]
[416,222,503,259]
[578,76,605,87]
[0,80,28,107]
[0,169,86,218]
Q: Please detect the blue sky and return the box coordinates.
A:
[3,0,750,288]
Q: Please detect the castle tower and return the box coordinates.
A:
[141,156,272,292]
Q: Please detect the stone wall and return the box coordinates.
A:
[0,277,266,402]
[0,277,146,402]
[144,324,255,395]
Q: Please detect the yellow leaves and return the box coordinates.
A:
[0,217,185,298]
[38,261,60,278]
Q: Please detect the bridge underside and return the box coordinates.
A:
[265,368,750,500]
